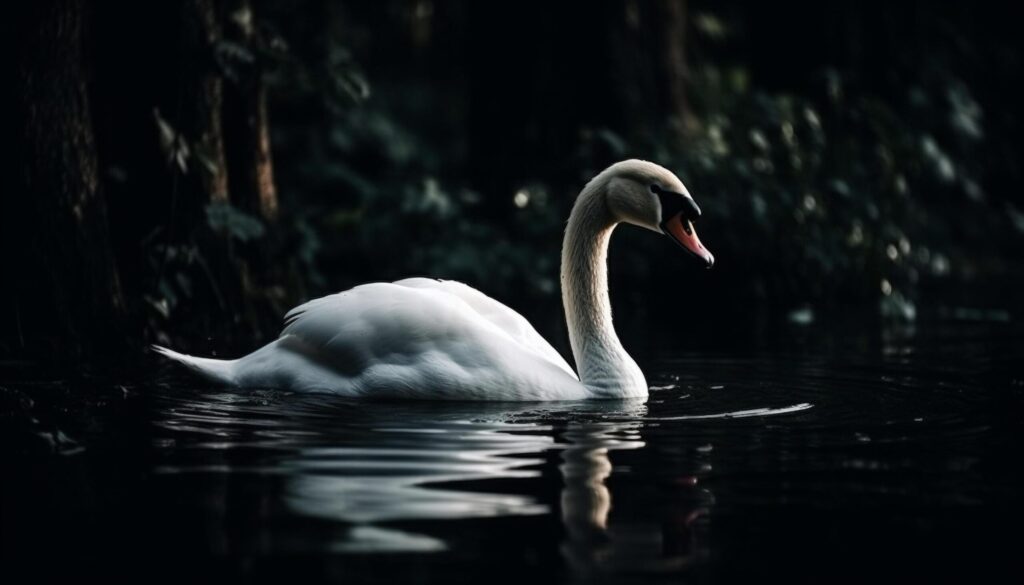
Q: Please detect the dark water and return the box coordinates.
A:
[2,317,1023,583]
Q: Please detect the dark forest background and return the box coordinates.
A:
[7,0,1024,363]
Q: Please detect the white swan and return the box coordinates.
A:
[155,159,713,400]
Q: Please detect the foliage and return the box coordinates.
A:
[205,202,266,242]
[143,2,1024,346]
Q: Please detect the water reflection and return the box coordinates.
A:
[149,386,788,569]
[143,320,1016,575]
[559,420,643,575]
[281,417,555,551]
[153,394,659,555]
[557,408,716,578]
[6,317,1021,582]
[149,392,716,568]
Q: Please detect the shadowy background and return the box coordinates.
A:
[7,0,1024,363]
[5,5,1024,582]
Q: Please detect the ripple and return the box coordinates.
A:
[140,343,1017,556]
[648,402,814,421]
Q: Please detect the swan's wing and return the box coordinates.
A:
[392,278,576,377]
[280,280,577,381]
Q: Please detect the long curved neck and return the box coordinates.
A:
[561,180,647,398]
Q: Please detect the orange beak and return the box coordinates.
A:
[664,212,714,268]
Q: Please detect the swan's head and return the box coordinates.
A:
[601,159,714,268]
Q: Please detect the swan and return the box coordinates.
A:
[155,159,714,400]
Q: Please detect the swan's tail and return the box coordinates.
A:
[152,345,237,385]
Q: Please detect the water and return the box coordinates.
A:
[2,317,1023,583]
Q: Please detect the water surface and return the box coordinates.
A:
[2,317,1022,583]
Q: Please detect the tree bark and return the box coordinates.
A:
[250,82,279,220]
[181,0,231,205]
[8,0,126,356]
[224,0,279,222]
[660,0,695,141]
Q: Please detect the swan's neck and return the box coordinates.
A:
[561,181,647,398]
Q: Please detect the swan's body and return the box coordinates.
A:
[159,278,587,400]
[156,160,713,400]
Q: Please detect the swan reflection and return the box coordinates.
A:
[557,402,712,576]
[151,391,708,563]
[559,420,643,571]
[282,423,552,524]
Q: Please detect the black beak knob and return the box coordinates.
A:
[652,185,701,223]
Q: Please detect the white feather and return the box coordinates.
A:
[156,160,697,400]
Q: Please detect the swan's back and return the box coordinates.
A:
[211,278,584,400]
[390,278,575,377]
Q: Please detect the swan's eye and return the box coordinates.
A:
[649,184,662,194]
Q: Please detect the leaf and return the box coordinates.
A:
[154,109,176,152]
[193,142,220,176]
[214,40,257,85]
[144,295,170,319]
[174,142,190,174]
[206,202,266,242]
[324,43,371,107]
[153,108,190,173]
[331,68,371,105]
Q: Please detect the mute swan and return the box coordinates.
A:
[155,159,713,400]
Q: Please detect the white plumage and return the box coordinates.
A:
[155,160,712,401]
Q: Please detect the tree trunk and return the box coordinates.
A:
[181,0,231,205]
[250,83,279,221]
[660,0,696,141]
[224,0,279,222]
[7,0,126,356]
